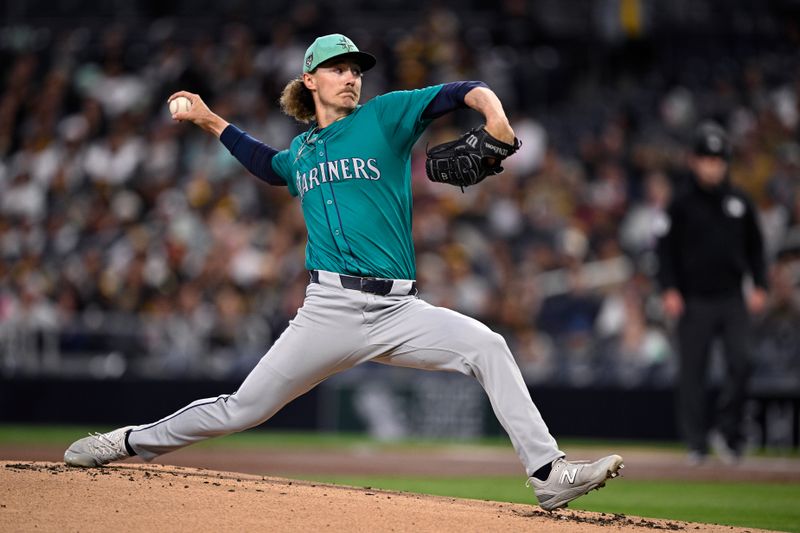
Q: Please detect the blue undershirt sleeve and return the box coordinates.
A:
[421,81,489,120]
[219,124,287,186]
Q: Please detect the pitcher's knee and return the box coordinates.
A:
[466,330,514,364]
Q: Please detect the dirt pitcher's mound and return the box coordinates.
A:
[0,462,773,533]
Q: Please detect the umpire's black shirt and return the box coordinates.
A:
[656,178,767,297]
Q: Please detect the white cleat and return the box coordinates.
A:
[64,426,136,467]
[528,454,624,511]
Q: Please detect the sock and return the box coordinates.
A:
[532,461,553,481]
[124,429,137,457]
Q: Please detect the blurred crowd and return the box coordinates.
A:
[2,2,800,387]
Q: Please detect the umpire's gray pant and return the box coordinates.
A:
[128,275,563,476]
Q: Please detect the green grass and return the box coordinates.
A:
[295,475,800,532]
[577,480,800,532]
[2,425,799,531]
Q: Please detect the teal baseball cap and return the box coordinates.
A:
[302,34,376,73]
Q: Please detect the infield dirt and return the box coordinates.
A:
[0,461,779,532]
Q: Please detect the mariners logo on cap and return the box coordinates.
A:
[305,53,314,68]
[337,36,356,51]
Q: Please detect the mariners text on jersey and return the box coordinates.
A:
[295,157,382,197]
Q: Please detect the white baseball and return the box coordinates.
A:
[169,96,192,115]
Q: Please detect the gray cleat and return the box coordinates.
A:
[64,426,136,467]
[527,454,624,511]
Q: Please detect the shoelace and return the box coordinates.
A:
[87,432,125,460]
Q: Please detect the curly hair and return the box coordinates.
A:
[279,78,316,124]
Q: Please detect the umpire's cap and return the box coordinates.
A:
[693,121,731,159]
[303,34,376,74]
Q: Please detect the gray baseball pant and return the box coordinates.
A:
[128,271,563,476]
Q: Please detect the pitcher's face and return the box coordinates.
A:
[305,60,362,115]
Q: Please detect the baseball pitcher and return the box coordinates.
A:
[64,34,623,511]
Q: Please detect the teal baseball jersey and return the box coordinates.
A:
[270,85,444,280]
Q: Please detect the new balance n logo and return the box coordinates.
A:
[560,468,577,484]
